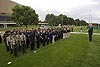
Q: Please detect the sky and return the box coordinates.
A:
[11,0,100,23]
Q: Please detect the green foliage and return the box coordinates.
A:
[45,14,87,26]
[12,5,39,28]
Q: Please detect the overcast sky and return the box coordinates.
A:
[11,0,100,23]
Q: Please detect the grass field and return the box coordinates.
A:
[0,25,39,31]
[0,34,100,67]
[0,25,100,33]
[73,26,100,33]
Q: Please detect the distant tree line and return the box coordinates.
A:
[12,5,88,28]
[45,14,88,26]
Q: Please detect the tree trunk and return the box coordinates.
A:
[25,24,27,29]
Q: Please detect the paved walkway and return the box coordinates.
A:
[71,32,100,35]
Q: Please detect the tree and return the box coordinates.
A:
[74,19,80,26]
[45,13,87,26]
[80,20,88,26]
[67,17,74,25]
[58,14,67,25]
[45,14,56,26]
[12,5,39,28]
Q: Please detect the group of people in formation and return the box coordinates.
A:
[3,26,72,57]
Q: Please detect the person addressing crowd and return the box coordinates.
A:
[88,24,93,42]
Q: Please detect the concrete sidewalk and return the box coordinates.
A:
[71,32,100,35]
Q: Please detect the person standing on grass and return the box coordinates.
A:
[80,26,83,33]
[67,26,71,38]
[71,25,74,32]
[29,30,35,51]
[11,33,18,57]
[0,32,2,43]
[36,29,40,48]
[88,24,93,41]
[7,32,15,54]
[42,29,46,46]
[16,31,21,52]
[46,29,50,45]
[20,32,26,54]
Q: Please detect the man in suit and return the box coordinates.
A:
[88,24,93,41]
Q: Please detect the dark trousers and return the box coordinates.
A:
[18,44,21,51]
[89,34,92,41]
[43,39,46,46]
[0,39,2,43]
[37,41,40,48]
[21,41,25,54]
[12,45,17,57]
[61,34,63,39]
[26,39,30,48]
[47,38,49,45]
[54,37,57,42]
[8,42,13,53]
[5,42,9,52]
[50,38,52,43]
[30,41,35,51]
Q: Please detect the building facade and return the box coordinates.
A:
[0,0,19,28]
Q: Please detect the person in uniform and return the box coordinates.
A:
[80,27,83,33]
[16,31,21,51]
[49,29,53,43]
[11,33,18,57]
[71,25,74,32]
[63,27,67,38]
[60,28,63,39]
[40,29,44,44]
[54,30,57,42]
[67,26,71,38]
[26,30,30,48]
[20,32,26,54]
[29,30,35,51]
[0,32,2,43]
[3,31,9,51]
[42,29,46,46]
[88,24,93,41]
[47,29,50,45]
[36,30,40,48]
[6,32,13,53]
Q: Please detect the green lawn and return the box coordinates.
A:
[0,25,39,31]
[0,25,100,33]
[0,34,100,67]
[73,26,100,33]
